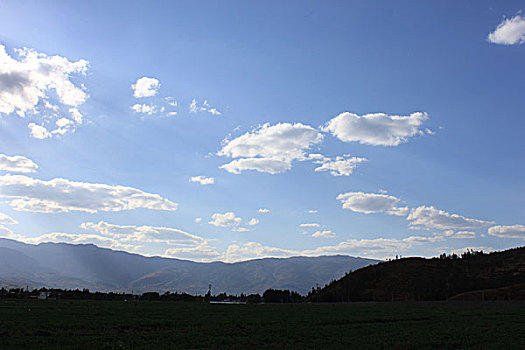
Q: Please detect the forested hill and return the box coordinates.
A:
[315,247,525,302]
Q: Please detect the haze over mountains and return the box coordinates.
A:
[0,238,379,295]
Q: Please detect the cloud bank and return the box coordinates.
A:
[0,174,178,213]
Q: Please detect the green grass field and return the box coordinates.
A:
[0,300,523,349]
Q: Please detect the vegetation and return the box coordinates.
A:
[313,247,525,302]
[262,288,304,303]
[2,246,524,304]
[0,287,278,304]
[0,299,524,349]
[0,247,524,348]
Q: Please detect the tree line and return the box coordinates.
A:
[0,287,307,303]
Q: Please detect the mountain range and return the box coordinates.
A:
[0,238,379,295]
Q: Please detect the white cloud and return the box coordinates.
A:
[195,217,202,223]
[303,238,410,257]
[0,45,88,138]
[300,223,320,227]
[55,117,73,128]
[223,242,297,262]
[487,14,525,45]
[29,119,76,139]
[307,210,318,214]
[220,158,292,174]
[165,97,178,107]
[44,100,59,111]
[0,212,17,225]
[52,117,75,135]
[258,208,270,213]
[0,44,89,117]
[311,154,367,176]
[131,77,160,98]
[220,232,447,262]
[69,107,83,124]
[80,221,204,245]
[157,96,177,117]
[312,230,336,238]
[131,103,158,115]
[0,174,178,213]
[218,122,323,174]
[220,123,323,161]
[189,98,198,113]
[164,242,220,260]
[248,218,259,226]
[208,212,242,229]
[28,123,51,139]
[190,99,221,115]
[402,235,445,243]
[322,112,428,146]
[488,224,525,239]
[407,206,493,231]
[337,192,409,216]
[22,232,138,252]
[443,230,476,239]
[338,192,497,237]
[0,154,38,173]
[0,224,15,239]
[301,235,441,259]
[14,221,220,260]
[189,176,215,185]
[207,108,221,115]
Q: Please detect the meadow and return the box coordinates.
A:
[0,300,523,349]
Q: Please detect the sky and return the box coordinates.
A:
[0,1,524,262]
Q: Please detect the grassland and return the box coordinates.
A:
[0,300,524,349]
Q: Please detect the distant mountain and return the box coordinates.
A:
[0,238,379,295]
[315,247,525,302]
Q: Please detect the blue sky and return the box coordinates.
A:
[0,1,524,261]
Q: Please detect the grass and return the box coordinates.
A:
[0,300,524,349]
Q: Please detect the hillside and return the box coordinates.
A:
[0,238,378,295]
[315,247,525,302]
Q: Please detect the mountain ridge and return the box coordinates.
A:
[0,238,379,294]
